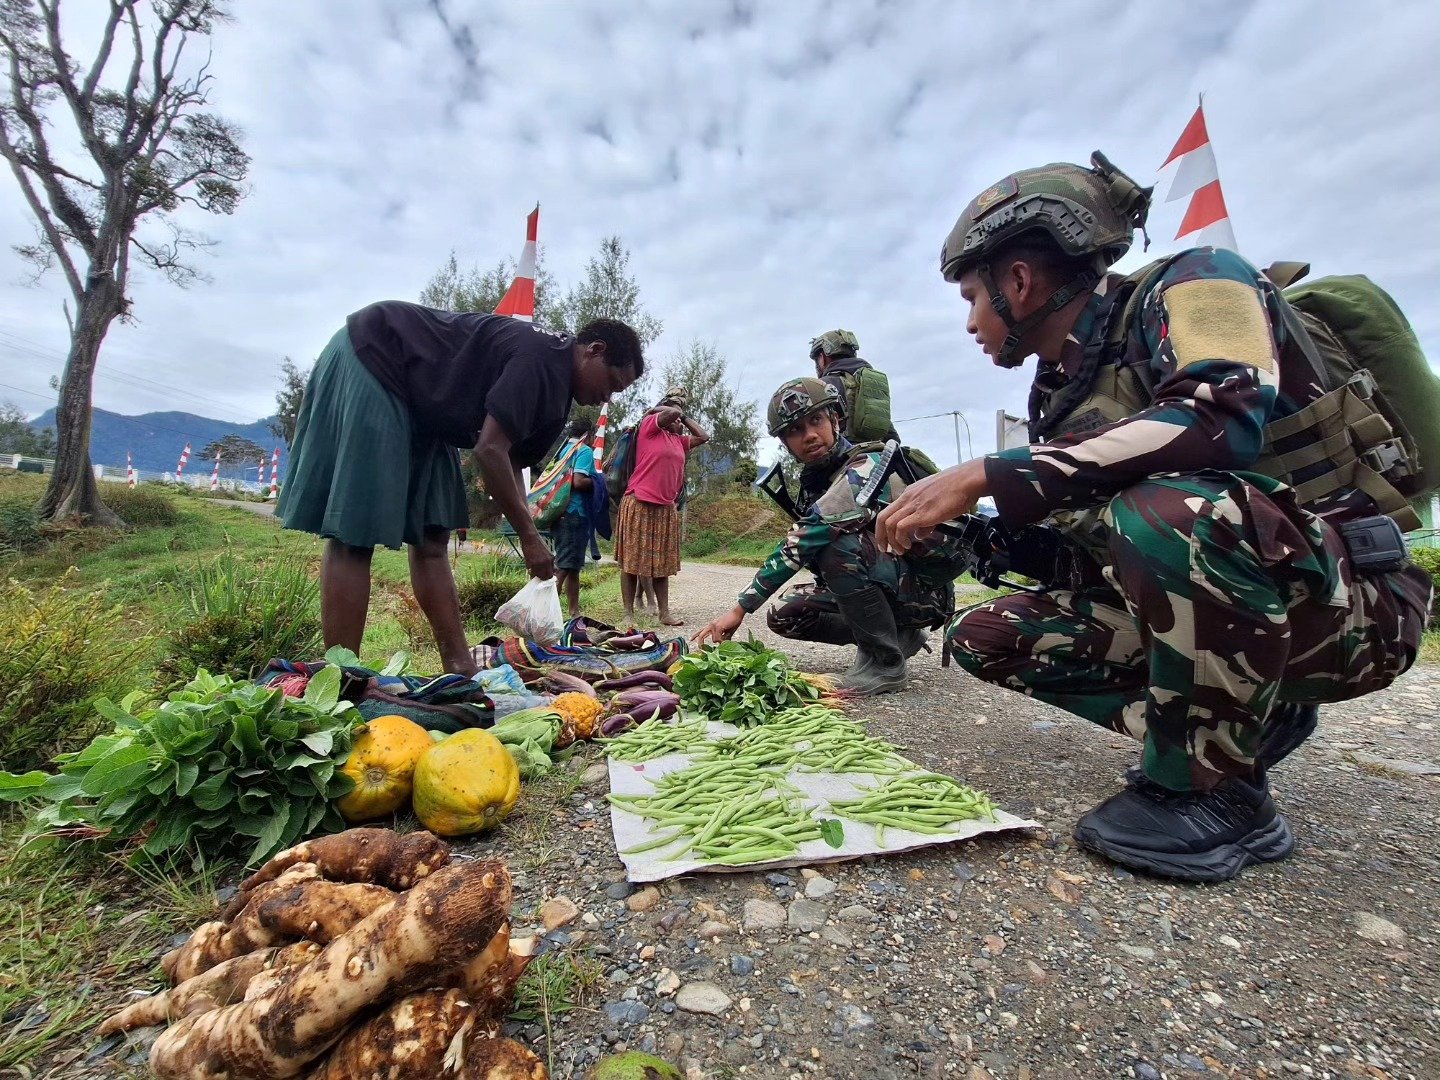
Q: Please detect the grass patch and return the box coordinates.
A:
[681,492,788,563]
[0,823,188,1074]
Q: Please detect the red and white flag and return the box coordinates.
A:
[493,205,539,321]
[210,452,221,491]
[268,448,280,498]
[1160,100,1236,251]
[127,451,136,488]
[592,404,609,460]
[176,442,191,477]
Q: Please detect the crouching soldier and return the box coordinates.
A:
[876,152,1434,882]
[692,378,961,695]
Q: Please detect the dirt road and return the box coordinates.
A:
[515,562,1439,1079]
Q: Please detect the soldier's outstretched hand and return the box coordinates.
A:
[693,605,745,646]
[876,459,989,554]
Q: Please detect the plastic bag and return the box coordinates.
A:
[495,577,565,645]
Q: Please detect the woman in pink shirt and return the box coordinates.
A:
[615,389,710,625]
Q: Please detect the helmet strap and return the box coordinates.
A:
[979,262,1100,368]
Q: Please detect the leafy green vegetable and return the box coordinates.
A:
[819,818,846,848]
[488,708,563,779]
[672,638,821,726]
[0,668,363,866]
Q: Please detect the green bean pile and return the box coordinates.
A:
[828,773,998,847]
[695,704,913,775]
[608,761,822,865]
[600,716,709,762]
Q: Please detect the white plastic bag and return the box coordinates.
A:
[495,577,565,644]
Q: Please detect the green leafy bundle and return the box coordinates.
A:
[672,638,821,726]
[0,668,362,866]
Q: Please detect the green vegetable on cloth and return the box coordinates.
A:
[672,638,824,725]
[484,707,566,779]
[0,667,363,865]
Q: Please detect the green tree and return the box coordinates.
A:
[418,248,564,328]
[559,236,664,431]
[267,356,306,445]
[0,0,250,525]
[660,340,760,492]
[200,433,266,473]
[0,400,55,456]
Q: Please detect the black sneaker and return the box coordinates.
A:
[1074,773,1294,883]
[1258,703,1319,769]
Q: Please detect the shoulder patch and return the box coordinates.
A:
[1161,277,1276,374]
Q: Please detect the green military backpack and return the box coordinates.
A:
[838,367,894,444]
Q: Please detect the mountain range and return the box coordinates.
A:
[29,407,286,478]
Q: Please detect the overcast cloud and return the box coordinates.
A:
[1,0,1437,466]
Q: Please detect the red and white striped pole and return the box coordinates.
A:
[210,452,221,491]
[493,204,539,322]
[268,448,280,498]
[176,442,191,477]
[1160,97,1237,251]
[592,403,609,460]
[127,450,136,488]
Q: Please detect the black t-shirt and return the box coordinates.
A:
[346,301,575,464]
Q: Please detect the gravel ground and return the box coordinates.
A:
[500,563,1439,1080]
[43,562,1438,1080]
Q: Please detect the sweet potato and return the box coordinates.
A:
[456,1030,548,1079]
[163,865,320,984]
[227,829,449,918]
[150,860,512,1080]
[255,880,395,943]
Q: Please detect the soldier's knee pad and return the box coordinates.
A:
[767,601,854,646]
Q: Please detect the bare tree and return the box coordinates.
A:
[0,0,249,524]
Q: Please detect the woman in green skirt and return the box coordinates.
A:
[279,304,644,675]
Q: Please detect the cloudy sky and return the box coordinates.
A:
[1,0,1437,466]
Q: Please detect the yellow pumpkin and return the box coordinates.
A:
[335,714,435,823]
[412,728,521,837]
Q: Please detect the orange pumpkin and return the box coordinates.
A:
[335,714,435,822]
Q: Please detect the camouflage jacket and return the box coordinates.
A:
[737,443,903,614]
[984,247,1369,529]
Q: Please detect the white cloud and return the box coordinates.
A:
[1,0,1436,472]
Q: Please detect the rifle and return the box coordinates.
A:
[858,440,1094,595]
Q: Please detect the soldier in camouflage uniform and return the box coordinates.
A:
[693,378,962,695]
[810,330,901,444]
[876,153,1432,882]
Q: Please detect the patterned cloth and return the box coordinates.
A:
[953,246,1434,792]
[471,616,686,680]
[615,493,681,578]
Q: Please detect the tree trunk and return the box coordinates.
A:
[38,279,125,527]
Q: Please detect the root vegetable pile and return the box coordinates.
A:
[102,826,546,1079]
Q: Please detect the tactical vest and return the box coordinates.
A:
[837,366,896,444]
[1032,258,1437,531]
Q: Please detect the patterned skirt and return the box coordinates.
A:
[614,493,681,578]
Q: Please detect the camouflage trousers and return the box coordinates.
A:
[946,474,1432,792]
[768,529,957,644]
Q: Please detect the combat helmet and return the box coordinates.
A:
[808,329,860,360]
[767,377,844,437]
[939,151,1153,367]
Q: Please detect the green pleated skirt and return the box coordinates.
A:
[277,327,468,549]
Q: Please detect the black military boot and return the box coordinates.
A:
[1257,703,1319,769]
[834,586,909,696]
[1073,771,1293,883]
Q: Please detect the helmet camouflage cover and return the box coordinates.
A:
[939,151,1152,283]
[808,329,860,360]
[767,377,844,437]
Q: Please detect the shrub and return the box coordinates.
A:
[0,572,150,770]
[0,496,43,555]
[456,553,528,624]
[103,485,179,528]
[1409,545,1440,628]
[159,551,322,683]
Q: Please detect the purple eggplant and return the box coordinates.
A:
[608,689,679,718]
[596,670,674,692]
[541,670,598,697]
[598,702,671,737]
